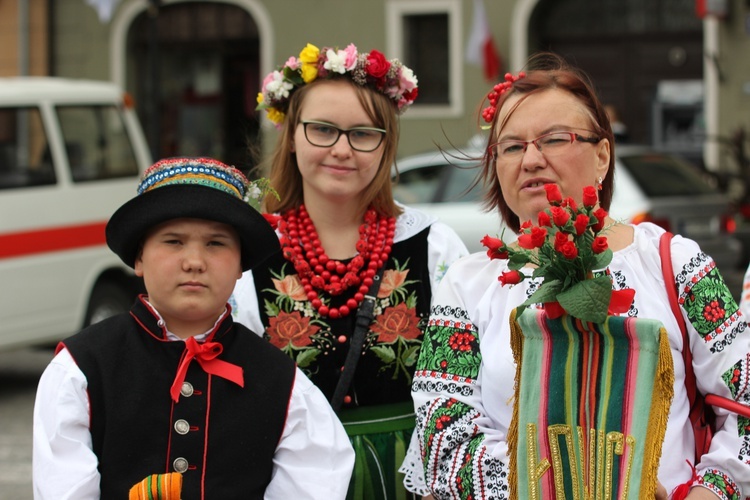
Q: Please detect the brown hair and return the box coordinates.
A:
[479,52,615,233]
[263,78,402,218]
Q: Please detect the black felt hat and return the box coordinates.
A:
[106,157,279,271]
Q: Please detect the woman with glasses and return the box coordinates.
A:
[412,52,750,499]
[232,43,467,499]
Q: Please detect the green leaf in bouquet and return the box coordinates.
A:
[508,252,531,269]
[531,264,551,279]
[556,276,613,323]
[562,274,575,289]
[578,229,595,245]
[523,279,562,307]
[592,248,614,270]
[538,244,556,261]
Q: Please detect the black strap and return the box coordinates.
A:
[330,266,385,412]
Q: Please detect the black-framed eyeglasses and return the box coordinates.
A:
[490,131,602,165]
[301,120,387,152]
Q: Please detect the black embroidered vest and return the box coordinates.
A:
[251,227,432,408]
[63,297,295,499]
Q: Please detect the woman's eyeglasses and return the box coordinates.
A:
[301,121,386,152]
[489,131,601,165]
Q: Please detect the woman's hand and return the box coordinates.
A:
[684,487,721,499]
[656,482,667,500]
[656,481,721,500]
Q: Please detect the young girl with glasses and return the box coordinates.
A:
[231,43,468,499]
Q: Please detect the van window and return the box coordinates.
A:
[56,105,140,182]
[0,107,55,189]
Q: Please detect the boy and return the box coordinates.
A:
[32,157,354,499]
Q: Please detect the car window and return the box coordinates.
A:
[57,105,140,182]
[441,163,483,202]
[0,107,55,189]
[393,163,444,204]
[617,153,715,197]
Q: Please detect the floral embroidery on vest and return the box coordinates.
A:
[263,259,424,380]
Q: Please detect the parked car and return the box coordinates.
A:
[392,140,741,272]
[393,140,509,250]
[0,77,152,351]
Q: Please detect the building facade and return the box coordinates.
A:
[3,0,749,179]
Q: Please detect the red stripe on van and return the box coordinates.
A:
[0,221,108,259]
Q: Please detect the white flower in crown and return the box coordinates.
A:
[247,183,262,201]
[263,70,294,101]
[399,66,418,92]
[323,49,349,74]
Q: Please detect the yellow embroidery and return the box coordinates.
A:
[548,424,580,498]
[595,429,605,499]
[525,423,551,500]
[526,423,636,499]
[621,435,636,499]
[578,427,598,500]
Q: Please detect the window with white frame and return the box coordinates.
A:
[386,0,462,118]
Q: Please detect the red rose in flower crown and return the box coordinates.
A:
[365,50,391,79]
[482,184,635,323]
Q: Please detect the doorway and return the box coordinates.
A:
[128,2,261,172]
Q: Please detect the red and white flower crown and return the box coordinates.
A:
[256,43,419,125]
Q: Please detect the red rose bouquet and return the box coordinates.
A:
[482,184,634,323]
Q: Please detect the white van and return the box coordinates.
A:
[0,77,151,351]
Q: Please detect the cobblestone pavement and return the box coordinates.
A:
[0,347,54,500]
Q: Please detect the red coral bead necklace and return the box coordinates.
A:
[278,205,396,319]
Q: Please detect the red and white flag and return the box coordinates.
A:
[465,0,502,81]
